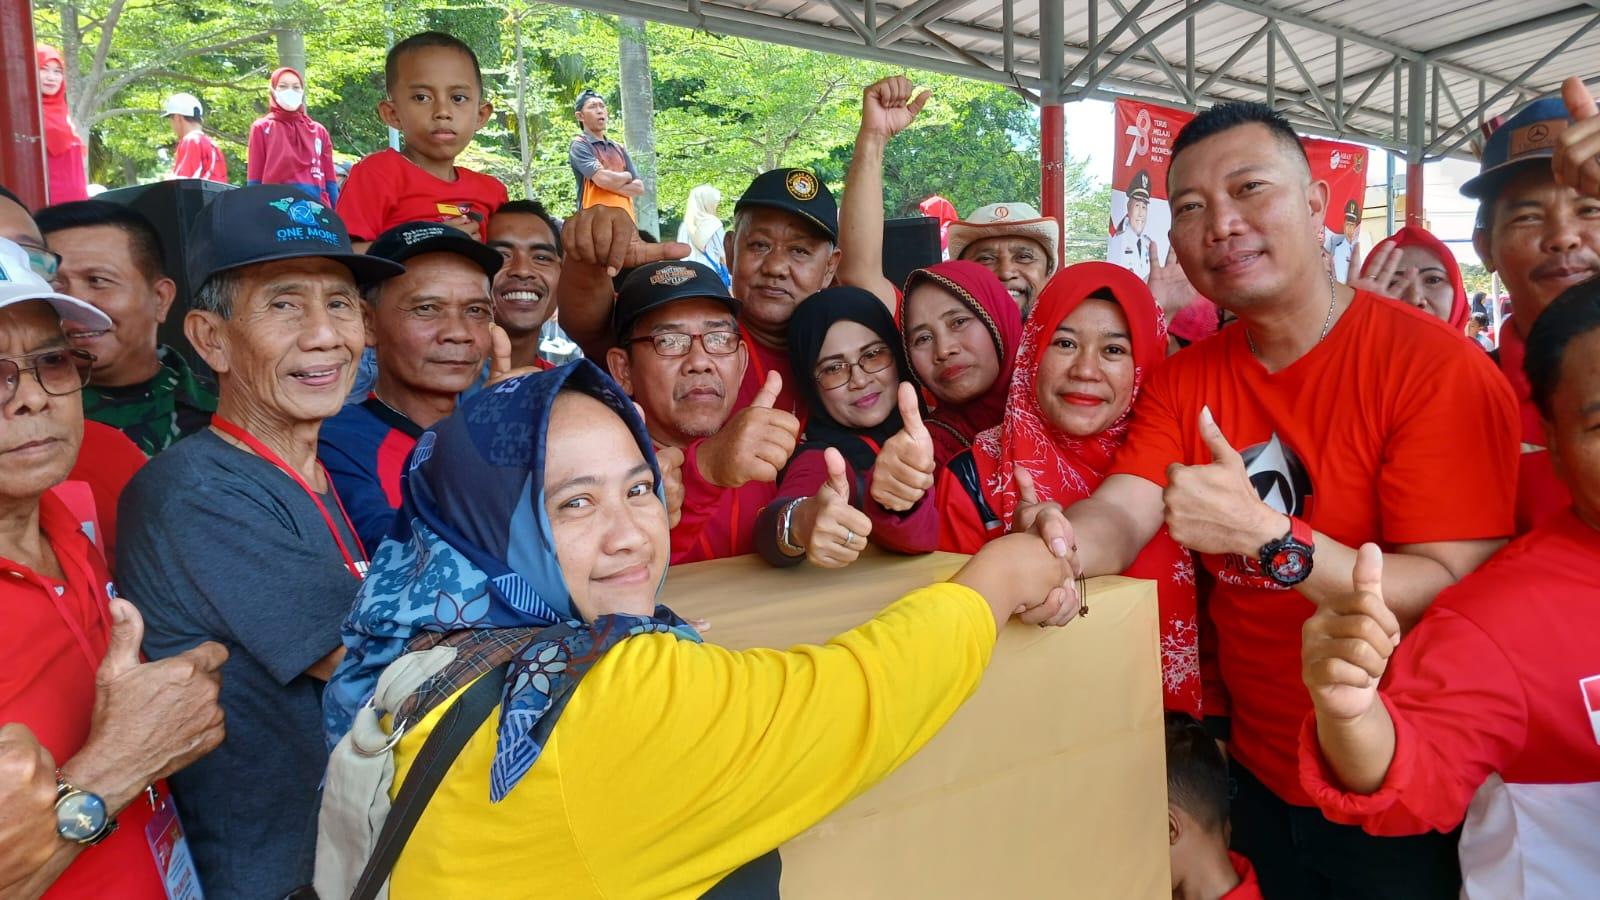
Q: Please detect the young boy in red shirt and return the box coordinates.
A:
[1167,713,1262,900]
[336,31,508,246]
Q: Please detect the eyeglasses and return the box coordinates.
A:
[18,242,61,281]
[815,342,893,391]
[0,349,94,405]
[625,330,740,357]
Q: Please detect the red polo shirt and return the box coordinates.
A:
[0,493,165,899]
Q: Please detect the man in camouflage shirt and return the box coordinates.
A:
[37,200,217,454]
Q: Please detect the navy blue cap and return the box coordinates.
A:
[734,168,838,242]
[613,260,740,344]
[1461,95,1598,200]
[368,221,502,280]
[185,185,402,290]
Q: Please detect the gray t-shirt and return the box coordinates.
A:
[116,429,364,900]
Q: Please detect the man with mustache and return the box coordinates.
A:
[606,260,798,562]
[487,199,566,371]
[1464,82,1600,534]
[1037,101,1519,897]
[558,168,842,421]
[318,221,502,552]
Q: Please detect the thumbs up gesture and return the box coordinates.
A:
[694,371,801,489]
[657,445,685,529]
[72,598,229,811]
[801,447,874,568]
[1163,406,1288,556]
[1554,76,1600,200]
[1302,544,1400,723]
[870,382,937,511]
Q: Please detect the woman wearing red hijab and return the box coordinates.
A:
[36,45,90,204]
[900,260,1022,464]
[1353,225,1470,331]
[937,262,1202,716]
[246,67,339,206]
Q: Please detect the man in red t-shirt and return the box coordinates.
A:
[1037,102,1518,898]
[0,241,226,898]
[556,168,842,424]
[1462,81,1600,534]
[603,260,800,563]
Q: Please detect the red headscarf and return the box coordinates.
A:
[918,195,959,254]
[264,66,318,162]
[969,260,1200,716]
[972,261,1166,523]
[901,260,1023,463]
[1361,225,1470,331]
[35,45,81,157]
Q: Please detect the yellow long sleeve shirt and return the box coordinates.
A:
[386,582,995,899]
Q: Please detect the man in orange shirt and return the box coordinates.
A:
[1035,101,1519,897]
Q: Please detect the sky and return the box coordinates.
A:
[1061,98,1486,266]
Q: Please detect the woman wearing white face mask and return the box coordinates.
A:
[247,66,341,206]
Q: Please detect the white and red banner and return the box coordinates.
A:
[1109,99,1370,282]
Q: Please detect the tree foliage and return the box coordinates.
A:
[31,0,1109,249]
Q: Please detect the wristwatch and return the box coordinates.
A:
[55,770,116,845]
[777,498,807,557]
[1258,517,1315,586]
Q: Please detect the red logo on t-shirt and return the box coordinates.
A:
[1214,432,1315,589]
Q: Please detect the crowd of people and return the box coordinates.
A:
[4,25,1599,900]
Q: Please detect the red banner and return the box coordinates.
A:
[1109,98,1369,282]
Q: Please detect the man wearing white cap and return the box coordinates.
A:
[945,200,1059,314]
[162,93,228,183]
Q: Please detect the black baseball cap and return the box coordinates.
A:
[575,89,604,112]
[613,261,741,344]
[368,221,503,280]
[1128,169,1152,201]
[186,185,402,290]
[734,168,838,242]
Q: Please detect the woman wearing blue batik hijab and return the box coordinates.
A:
[322,359,1081,899]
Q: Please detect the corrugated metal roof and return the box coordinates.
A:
[546,0,1600,158]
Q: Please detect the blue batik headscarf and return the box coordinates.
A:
[323,360,700,802]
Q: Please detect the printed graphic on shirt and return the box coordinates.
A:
[1582,674,1600,745]
[1215,432,1313,589]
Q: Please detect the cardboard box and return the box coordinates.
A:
[662,551,1169,899]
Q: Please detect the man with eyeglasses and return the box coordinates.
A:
[0,236,228,899]
[606,260,799,563]
[0,186,62,282]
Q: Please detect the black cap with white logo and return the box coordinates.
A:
[613,260,741,345]
[367,221,503,280]
[185,184,402,291]
[734,168,838,242]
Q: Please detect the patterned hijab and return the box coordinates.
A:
[901,260,1023,462]
[324,360,699,802]
[788,286,921,471]
[972,261,1166,525]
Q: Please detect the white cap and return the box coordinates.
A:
[0,239,111,330]
[162,92,203,118]
[945,201,1060,266]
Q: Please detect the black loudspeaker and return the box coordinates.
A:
[98,179,233,374]
[882,216,941,291]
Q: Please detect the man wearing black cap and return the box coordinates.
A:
[570,89,643,219]
[318,221,502,552]
[558,168,841,420]
[115,185,402,899]
[1112,169,1157,280]
[1323,199,1361,284]
[1464,85,1600,534]
[605,260,799,562]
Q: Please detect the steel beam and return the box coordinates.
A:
[1407,59,1426,226]
[1194,23,1267,96]
[877,0,976,47]
[823,0,874,44]
[1079,0,1221,100]
[1423,6,1598,60]
[1,0,46,209]
[1271,20,1338,129]
[1040,0,1065,255]
[1062,0,1159,91]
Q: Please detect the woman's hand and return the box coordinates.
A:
[954,532,1083,629]
[870,383,936,512]
[1349,242,1401,298]
[795,448,873,568]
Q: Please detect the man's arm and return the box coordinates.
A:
[1060,474,1167,576]
[837,76,929,310]
[556,206,691,359]
[589,168,638,192]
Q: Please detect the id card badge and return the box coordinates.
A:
[144,787,205,900]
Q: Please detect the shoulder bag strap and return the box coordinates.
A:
[350,665,509,900]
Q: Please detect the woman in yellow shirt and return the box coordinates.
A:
[323,360,1081,898]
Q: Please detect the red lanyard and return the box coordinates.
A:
[211,416,368,579]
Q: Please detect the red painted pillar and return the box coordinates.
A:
[1040,102,1065,259]
[1405,160,1425,228]
[1,0,48,210]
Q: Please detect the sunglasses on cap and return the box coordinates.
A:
[1,348,95,406]
[15,240,62,281]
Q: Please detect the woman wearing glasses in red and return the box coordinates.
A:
[754,287,938,568]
